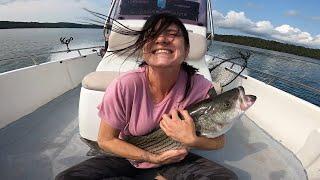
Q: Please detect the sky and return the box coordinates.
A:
[213,0,320,49]
[0,0,319,49]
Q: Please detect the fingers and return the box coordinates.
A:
[159,119,168,133]
[176,148,188,157]
[160,113,176,135]
[162,113,171,121]
[169,149,188,162]
[170,109,180,120]
[160,121,176,140]
[179,110,193,122]
[162,109,187,122]
[165,149,188,159]
[158,149,188,164]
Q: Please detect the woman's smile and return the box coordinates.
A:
[152,49,173,54]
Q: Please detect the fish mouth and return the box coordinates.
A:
[238,86,257,111]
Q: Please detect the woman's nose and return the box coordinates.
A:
[155,34,170,44]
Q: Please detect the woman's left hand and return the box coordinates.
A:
[160,109,197,146]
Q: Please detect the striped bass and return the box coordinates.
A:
[81,86,256,155]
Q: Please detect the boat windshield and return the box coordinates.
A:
[115,0,207,26]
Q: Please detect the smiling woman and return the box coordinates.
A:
[56,13,237,180]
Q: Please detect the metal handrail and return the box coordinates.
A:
[0,46,104,63]
[207,0,214,48]
[223,63,320,95]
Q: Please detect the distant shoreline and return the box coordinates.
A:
[214,34,320,60]
[214,41,320,64]
[1,21,319,60]
[0,21,103,29]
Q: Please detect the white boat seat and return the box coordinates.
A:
[82,70,221,94]
[82,71,120,92]
[108,30,207,61]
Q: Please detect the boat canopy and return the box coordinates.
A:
[115,0,207,26]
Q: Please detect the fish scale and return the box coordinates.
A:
[125,129,183,154]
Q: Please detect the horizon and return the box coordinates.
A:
[0,0,319,49]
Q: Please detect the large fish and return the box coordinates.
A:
[81,86,256,156]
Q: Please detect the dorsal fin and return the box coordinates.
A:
[207,86,217,99]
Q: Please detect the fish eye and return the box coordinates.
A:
[224,101,231,108]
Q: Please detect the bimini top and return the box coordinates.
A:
[115,0,207,27]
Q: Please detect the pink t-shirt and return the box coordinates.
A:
[97,66,213,168]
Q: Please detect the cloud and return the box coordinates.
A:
[246,2,262,9]
[285,10,299,17]
[213,10,320,48]
[311,16,320,21]
[0,0,108,23]
[0,0,14,5]
[283,9,320,22]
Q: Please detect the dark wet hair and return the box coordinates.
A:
[110,13,199,101]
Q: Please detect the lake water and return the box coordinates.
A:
[0,28,319,106]
[0,28,104,73]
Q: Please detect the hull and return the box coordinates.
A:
[0,48,318,179]
[0,53,101,129]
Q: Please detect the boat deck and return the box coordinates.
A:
[0,87,307,180]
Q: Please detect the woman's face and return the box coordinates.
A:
[142,24,189,69]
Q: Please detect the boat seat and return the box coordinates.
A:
[82,71,222,94]
[82,71,121,92]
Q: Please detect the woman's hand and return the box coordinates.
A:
[160,109,197,146]
[150,148,188,165]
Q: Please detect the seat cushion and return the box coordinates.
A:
[82,71,120,92]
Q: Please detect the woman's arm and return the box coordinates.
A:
[187,134,225,150]
[97,119,188,164]
[160,110,225,150]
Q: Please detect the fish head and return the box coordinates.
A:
[210,86,256,123]
[194,86,256,138]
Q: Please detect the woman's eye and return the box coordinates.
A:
[166,30,180,37]
[167,34,177,38]
[169,32,178,36]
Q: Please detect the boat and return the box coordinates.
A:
[0,0,319,179]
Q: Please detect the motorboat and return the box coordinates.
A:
[0,0,319,179]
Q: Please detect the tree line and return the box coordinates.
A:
[2,21,319,60]
[0,21,103,29]
[214,34,320,60]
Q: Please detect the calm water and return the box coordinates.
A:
[0,28,104,73]
[0,28,319,106]
[209,41,320,106]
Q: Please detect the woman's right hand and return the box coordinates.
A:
[150,148,188,165]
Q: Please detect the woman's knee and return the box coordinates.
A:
[209,168,238,180]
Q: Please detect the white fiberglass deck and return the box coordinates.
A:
[0,87,306,180]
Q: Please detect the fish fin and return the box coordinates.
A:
[80,137,103,156]
[207,86,217,98]
[80,137,99,149]
[86,148,101,156]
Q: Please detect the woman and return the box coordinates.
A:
[56,13,237,180]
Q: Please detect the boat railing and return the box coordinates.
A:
[0,46,104,66]
[220,60,320,95]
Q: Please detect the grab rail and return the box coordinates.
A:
[0,46,104,65]
[224,62,320,95]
